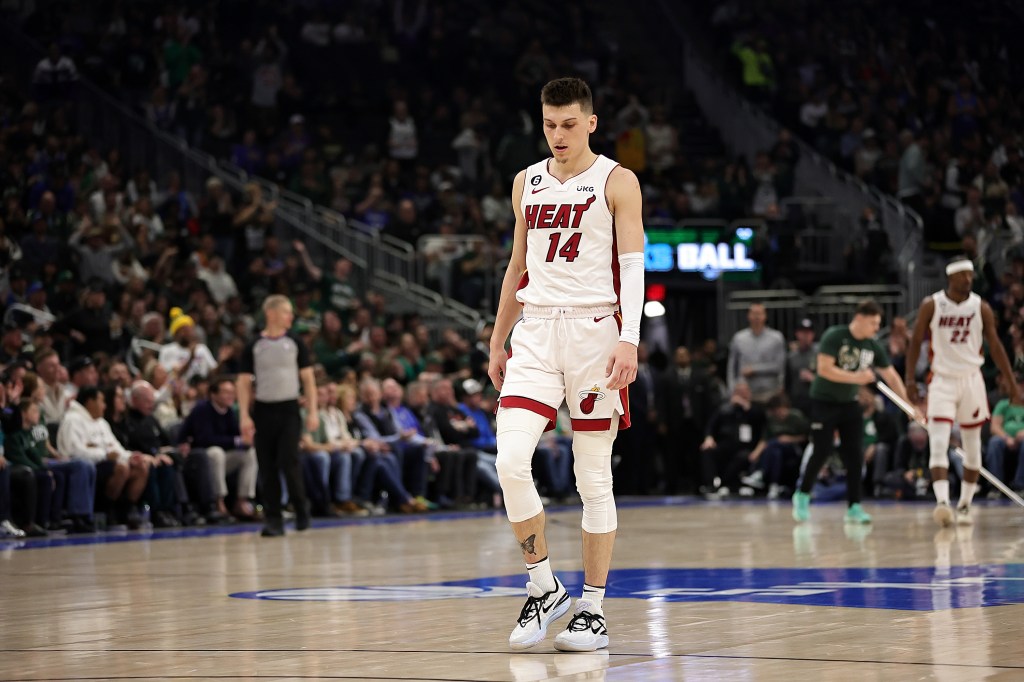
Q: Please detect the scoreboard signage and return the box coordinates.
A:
[645,220,761,281]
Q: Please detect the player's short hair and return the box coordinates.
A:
[541,78,593,114]
[854,299,883,318]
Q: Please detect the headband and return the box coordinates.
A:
[945,260,974,276]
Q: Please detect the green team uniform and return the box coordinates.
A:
[810,325,891,402]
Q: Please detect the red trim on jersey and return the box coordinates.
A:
[612,312,632,430]
[516,269,529,293]
[572,418,612,431]
[961,419,988,429]
[498,396,557,432]
[931,417,955,424]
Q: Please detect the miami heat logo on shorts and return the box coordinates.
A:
[578,385,606,415]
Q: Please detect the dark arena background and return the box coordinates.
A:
[1,1,1023,680]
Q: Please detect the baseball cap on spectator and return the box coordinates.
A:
[57,270,75,283]
[169,307,196,336]
[68,356,94,375]
[26,281,44,295]
[2,320,21,334]
[462,378,483,396]
[86,278,106,293]
[796,318,814,333]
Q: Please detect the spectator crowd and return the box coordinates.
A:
[5,1,1024,541]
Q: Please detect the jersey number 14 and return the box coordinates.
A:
[545,232,582,263]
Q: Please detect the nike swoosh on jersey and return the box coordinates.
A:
[531,187,548,194]
[594,315,611,323]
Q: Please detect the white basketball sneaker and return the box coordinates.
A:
[933,501,954,527]
[508,578,570,650]
[553,599,609,652]
[955,504,973,526]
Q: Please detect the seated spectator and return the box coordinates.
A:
[6,400,69,533]
[402,379,477,508]
[300,383,366,517]
[355,377,430,504]
[338,384,424,514]
[56,386,151,529]
[159,308,219,383]
[879,422,933,500]
[177,377,258,521]
[0,458,26,537]
[122,381,197,527]
[985,385,1024,496]
[857,386,900,498]
[742,393,808,498]
[699,382,767,497]
[428,377,501,507]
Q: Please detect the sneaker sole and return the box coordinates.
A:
[933,505,954,527]
[554,633,610,652]
[508,595,571,650]
[843,516,872,524]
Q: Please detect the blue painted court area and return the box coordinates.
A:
[231,563,1024,611]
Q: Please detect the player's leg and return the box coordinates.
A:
[953,373,989,524]
[554,424,616,652]
[927,376,956,526]
[836,402,871,523]
[794,400,837,521]
[497,406,570,650]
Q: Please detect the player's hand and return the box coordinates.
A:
[854,369,876,385]
[488,351,508,391]
[605,342,638,390]
[305,410,319,434]
[906,381,919,405]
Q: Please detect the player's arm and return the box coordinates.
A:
[982,301,1021,403]
[904,297,934,403]
[876,365,913,405]
[606,165,645,391]
[816,354,875,385]
[488,170,529,391]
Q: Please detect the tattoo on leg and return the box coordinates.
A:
[519,534,536,556]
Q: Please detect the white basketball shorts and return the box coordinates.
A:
[926,371,990,428]
[498,304,631,432]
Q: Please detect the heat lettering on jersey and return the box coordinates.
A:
[937,315,975,328]
[523,195,596,229]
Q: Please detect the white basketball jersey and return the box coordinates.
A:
[929,290,984,375]
[516,155,620,308]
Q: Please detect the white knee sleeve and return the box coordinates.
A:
[495,408,547,523]
[928,420,951,470]
[573,425,618,534]
[960,426,983,471]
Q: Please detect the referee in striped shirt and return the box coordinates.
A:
[237,295,319,537]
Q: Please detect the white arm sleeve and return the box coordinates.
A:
[618,252,644,346]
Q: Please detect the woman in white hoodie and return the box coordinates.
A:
[56,386,150,526]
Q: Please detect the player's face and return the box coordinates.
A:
[542,103,597,164]
[949,270,973,295]
[853,313,882,339]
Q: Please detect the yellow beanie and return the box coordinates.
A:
[169,307,195,336]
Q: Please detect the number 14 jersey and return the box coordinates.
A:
[517,155,621,308]
[928,290,984,376]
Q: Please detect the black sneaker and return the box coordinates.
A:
[260,523,285,537]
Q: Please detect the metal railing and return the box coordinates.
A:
[720,286,908,342]
[0,18,484,338]
[652,0,927,293]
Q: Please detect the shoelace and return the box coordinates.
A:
[566,610,606,634]
[517,595,543,627]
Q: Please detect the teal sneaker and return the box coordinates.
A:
[792,491,810,522]
[844,503,872,524]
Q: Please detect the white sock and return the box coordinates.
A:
[525,556,556,592]
[959,481,977,508]
[933,479,950,505]
[582,583,605,613]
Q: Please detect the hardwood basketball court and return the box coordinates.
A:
[2,499,1023,681]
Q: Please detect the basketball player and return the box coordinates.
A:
[792,299,916,525]
[487,78,643,652]
[905,258,1020,526]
